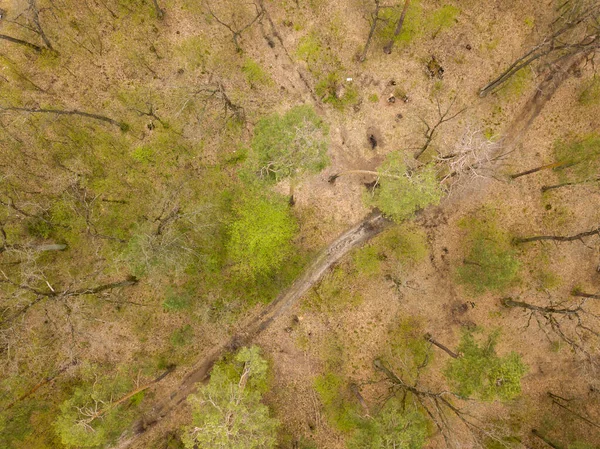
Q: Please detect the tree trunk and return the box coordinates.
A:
[383,0,411,54]
[510,161,567,179]
[0,34,43,52]
[0,107,127,130]
[424,333,460,358]
[531,429,564,449]
[513,227,600,244]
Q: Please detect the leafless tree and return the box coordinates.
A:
[513,226,600,244]
[502,297,600,366]
[415,97,466,160]
[204,1,264,53]
[437,125,505,188]
[479,0,600,97]
[358,0,394,62]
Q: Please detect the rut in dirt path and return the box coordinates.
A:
[114,211,392,448]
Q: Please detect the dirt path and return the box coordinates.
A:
[113,51,586,449]
[114,211,392,448]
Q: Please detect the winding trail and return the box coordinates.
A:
[115,211,392,448]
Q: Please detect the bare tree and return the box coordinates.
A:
[502,297,600,366]
[204,1,264,53]
[479,1,600,97]
[414,97,466,160]
[513,226,600,244]
[0,106,127,130]
[358,0,393,62]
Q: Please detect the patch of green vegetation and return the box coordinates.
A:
[175,36,209,69]
[348,398,430,449]
[227,189,298,280]
[296,32,323,66]
[524,16,535,28]
[428,5,460,35]
[352,245,382,277]
[578,76,600,105]
[314,373,361,432]
[182,346,279,449]
[384,318,433,382]
[26,217,53,239]
[553,133,600,183]
[304,265,363,313]
[315,71,359,110]
[131,146,155,164]
[54,365,140,448]
[376,223,429,267]
[170,325,193,347]
[366,152,443,223]
[368,93,379,103]
[162,288,193,311]
[498,67,532,98]
[444,329,527,401]
[457,212,520,294]
[242,58,271,87]
[251,105,329,181]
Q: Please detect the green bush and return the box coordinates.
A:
[553,133,600,183]
[182,346,279,449]
[242,58,271,87]
[444,330,527,401]
[227,190,298,279]
[314,373,360,432]
[54,366,138,448]
[367,153,442,223]
[456,214,519,294]
[251,105,329,181]
[348,398,429,449]
[578,76,600,106]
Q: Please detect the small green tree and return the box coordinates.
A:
[348,399,429,449]
[251,105,329,181]
[456,214,519,293]
[53,367,138,448]
[444,330,527,401]
[367,153,442,223]
[182,346,279,449]
[227,191,297,279]
[553,133,600,183]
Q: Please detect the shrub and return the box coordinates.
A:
[242,58,271,87]
[251,105,329,181]
[456,214,519,294]
[314,373,360,432]
[182,346,279,449]
[227,191,297,279]
[348,398,429,449]
[553,133,600,183]
[578,76,600,106]
[444,330,527,401]
[367,152,442,223]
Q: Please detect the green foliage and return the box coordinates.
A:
[170,325,193,347]
[131,146,155,164]
[54,366,137,448]
[578,76,600,106]
[313,373,360,432]
[444,330,527,401]
[553,133,600,183]
[296,33,324,66]
[242,59,271,87]
[26,217,53,239]
[368,94,379,103]
[162,288,193,311]
[348,399,429,449]
[367,153,442,223]
[251,105,329,181]
[385,318,433,382]
[375,224,429,267]
[456,213,519,294]
[227,190,298,279]
[176,36,209,70]
[498,68,532,98]
[182,346,279,449]
[315,72,359,110]
[428,5,460,33]
[304,265,363,312]
[352,245,382,276]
